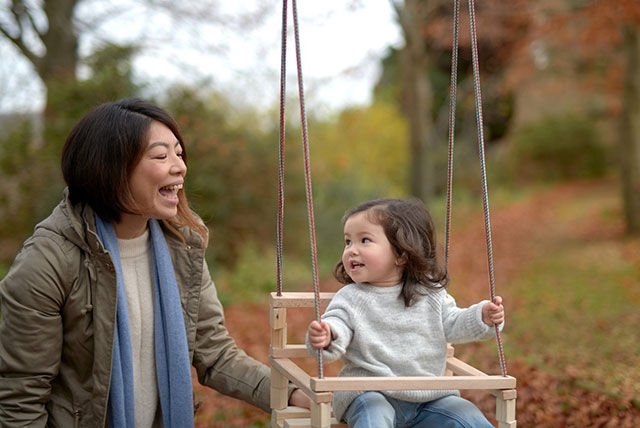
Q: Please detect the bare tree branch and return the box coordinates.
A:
[0,3,42,69]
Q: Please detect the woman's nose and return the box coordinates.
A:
[171,155,187,175]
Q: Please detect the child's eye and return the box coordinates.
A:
[345,239,352,246]
[362,238,371,243]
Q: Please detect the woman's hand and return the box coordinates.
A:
[308,320,332,349]
[288,388,311,409]
[482,296,505,326]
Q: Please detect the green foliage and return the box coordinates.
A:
[311,102,408,197]
[164,86,287,267]
[508,114,610,182]
[309,101,409,260]
[0,43,143,264]
[0,118,46,259]
[44,43,142,161]
[214,243,311,305]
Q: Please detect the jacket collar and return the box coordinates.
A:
[38,188,206,254]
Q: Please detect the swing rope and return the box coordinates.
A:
[445,0,508,376]
[444,0,460,270]
[276,0,325,378]
[277,0,507,381]
[276,0,287,298]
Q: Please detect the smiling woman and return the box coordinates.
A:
[0,98,309,427]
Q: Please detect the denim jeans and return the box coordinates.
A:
[342,392,494,428]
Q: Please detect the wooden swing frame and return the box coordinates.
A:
[271,1,517,426]
[269,292,517,428]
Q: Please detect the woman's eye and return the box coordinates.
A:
[177,152,184,158]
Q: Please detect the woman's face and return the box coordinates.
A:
[116,120,186,238]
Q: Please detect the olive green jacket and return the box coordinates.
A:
[0,191,273,427]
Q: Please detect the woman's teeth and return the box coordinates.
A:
[161,184,183,191]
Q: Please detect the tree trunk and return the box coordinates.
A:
[40,0,80,129]
[0,0,79,142]
[619,24,640,236]
[395,0,436,203]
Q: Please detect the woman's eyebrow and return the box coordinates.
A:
[147,141,180,151]
[147,142,169,151]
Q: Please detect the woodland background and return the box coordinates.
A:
[0,1,639,427]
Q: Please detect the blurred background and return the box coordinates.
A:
[1,1,639,426]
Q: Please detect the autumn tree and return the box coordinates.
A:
[619,12,640,235]
[391,0,438,202]
[384,0,528,200]
[527,0,640,235]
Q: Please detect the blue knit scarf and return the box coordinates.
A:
[95,216,194,428]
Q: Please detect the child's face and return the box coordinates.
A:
[342,211,403,287]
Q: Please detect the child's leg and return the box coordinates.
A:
[410,395,494,428]
[343,391,395,428]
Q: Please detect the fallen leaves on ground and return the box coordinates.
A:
[194,179,640,427]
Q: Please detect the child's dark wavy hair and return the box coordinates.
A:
[333,198,448,307]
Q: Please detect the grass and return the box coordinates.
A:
[508,247,640,397]
[502,180,640,399]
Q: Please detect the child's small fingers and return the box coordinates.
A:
[310,321,324,332]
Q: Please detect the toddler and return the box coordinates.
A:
[307,198,504,428]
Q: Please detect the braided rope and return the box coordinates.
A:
[276,0,288,297]
[444,0,460,271]
[275,0,324,377]
[467,0,507,376]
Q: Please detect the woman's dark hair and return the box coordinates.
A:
[333,198,448,306]
[61,97,207,243]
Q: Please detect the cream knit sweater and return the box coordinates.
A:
[307,282,502,421]
[118,229,162,427]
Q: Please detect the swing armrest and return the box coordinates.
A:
[309,375,516,392]
[270,357,333,403]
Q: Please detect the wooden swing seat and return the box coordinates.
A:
[270,292,517,428]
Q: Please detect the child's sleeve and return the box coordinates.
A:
[305,292,354,362]
[441,293,503,344]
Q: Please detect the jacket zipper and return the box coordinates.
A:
[73,409,81,428]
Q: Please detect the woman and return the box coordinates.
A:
[0,98,307,427]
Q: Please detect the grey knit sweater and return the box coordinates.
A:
[307,283,502,421]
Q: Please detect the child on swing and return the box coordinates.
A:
[307,198,504,428]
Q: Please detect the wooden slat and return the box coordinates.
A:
[496,397,517,424]
[311,375,516,392]
[499,389,517,400]
[271,307,287,329]
[446,358,519,398]
[272,344,310,359]
[446,357,488,377]
[270,358,333,403]
[311,401,331,428]
[284,418,346,428]
[271,292,335,308]
[273,406,311,426]
[272,326,287,349]
[272,406,348,427]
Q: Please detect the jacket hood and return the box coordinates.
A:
[34,188,103,254]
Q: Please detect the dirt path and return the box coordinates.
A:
[194,179,640,427]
